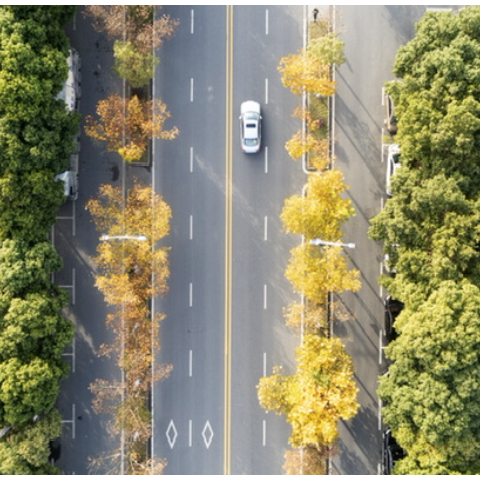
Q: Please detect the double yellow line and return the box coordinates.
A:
[224,5,234,476]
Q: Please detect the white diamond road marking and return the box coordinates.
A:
[166,420,178,449]
[202,421,214,449]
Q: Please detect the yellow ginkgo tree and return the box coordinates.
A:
[87,180,171,305]
[281,169,355,242]
[285,130,330,168]
[278,31,345,97]
[258,335,359,448]
[278,49,336,97]
[85,94,179,162]
[285,243,360,305]
[86,179,172,474]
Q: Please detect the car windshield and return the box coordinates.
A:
[245,138,259,146]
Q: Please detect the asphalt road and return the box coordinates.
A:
[152,6,226,475]
[230,5,303,475]
[152,5,304,475]
[53,5,458,476]
[54,7,125,475]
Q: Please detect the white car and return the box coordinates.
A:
[57,48,81,112]
[55,169,78,201]
[239,101,262,153]
[386,143,401,196]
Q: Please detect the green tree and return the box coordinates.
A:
[2,5,77,37]
[367,6,480,475]
[380,280,480,474]
[307,32,346,66]
[0,8,80,175]
[388,7,480,197]
[0,409,63,475]
[369,171,480,305]
[113,40,160,88]
[0,240,63,297]
[3,5,76,50]
[0,357,68,427]
[0,5,77,472]
[0,173,65,243]
[0,293,72,363]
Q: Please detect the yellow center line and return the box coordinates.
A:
[224,4,234,476]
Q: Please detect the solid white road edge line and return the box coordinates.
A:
[378,397,382,431]
[379,328,383,365]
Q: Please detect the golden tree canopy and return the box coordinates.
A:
[278,49,336,97]
[86,180,171,303]
[285,130,330,168]
[285,243,360,304]
[84,5,178,53]
[258,335,359,448]
[283,446,329,475]
[281,169,355,242]
[85,94,178,162]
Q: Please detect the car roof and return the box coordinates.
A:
[388,143,400,156]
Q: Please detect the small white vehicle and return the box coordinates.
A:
[386,143,401,196]
[56,48,81,112]
[239,101,262,153]
[55,146,79,201]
